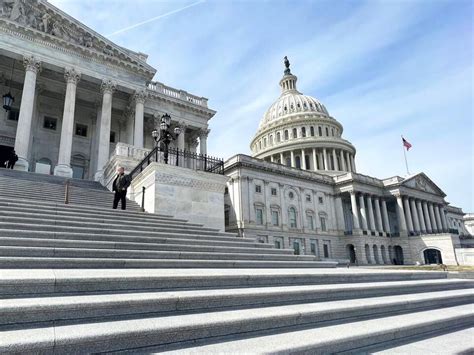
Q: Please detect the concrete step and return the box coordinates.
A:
[0,256,332,269]
[154,304,474,355]
[0,229,273,250]
[0,246,315,262]
[0,221,245,241]
[0,237,294,255]
[2,279,472,326]
[0,269,448,297]
[0,290,472,353]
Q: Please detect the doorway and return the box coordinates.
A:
[346,244,356,264]
[0,145,14,168]
[424,249,443,264]
[393,246,404,265]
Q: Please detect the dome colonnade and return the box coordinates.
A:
[250,59,356,174]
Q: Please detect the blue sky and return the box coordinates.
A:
[50,0,473,211]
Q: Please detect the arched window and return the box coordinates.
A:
[318,126,322,136]
[295,156,301,169]
[263,138,267,147]
[301,127,306,137]
[292,128,297,138]
[289,207,297,228]
[286,157,291,167]
[276,132,281,142]
[332,128,335,137]
[310,126,315,136]
[284,130,289,140]
[269,135,273,145]
[305,155,311,170]
[325,127,329,136]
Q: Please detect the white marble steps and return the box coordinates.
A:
[0,269,451,297]
[154,304,474,355]
[1,279,472,326]
[0,290,472,353]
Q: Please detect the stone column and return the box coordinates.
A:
[270,155,274,163]
[396,195,407,233]
[323,148,328,170]
[350,154,356,172]
[290,150,295,167]
[403,197,414,234]
[335,195,345,231]
[177,121,186,151]
[374,197,383,234]
[366,195,375,233]
[14,56,42,171]
[434,205,443,233]
[94,79,116,181]
[279,153,284,165]
[133,90,146,148]
[428,203,438,232]
[440,206,448,231]
[410,198,420,233]
[312,148,317,171]
[332,149,339,171]
[301,148,306,169]
[199,128,210,155]
[417,200,427,233]
[359,193,368,231]
[422,201,432,233]
[54,68,81,177]
[381,199,390,233]
[350,191,360,230]
[340,150,346,171]
[346,151,352,172]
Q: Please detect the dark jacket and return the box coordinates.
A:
[112,173,131,192]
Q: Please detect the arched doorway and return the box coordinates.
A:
[346,244,356,264]
[381,245,387,264]
[424,249,443,264]
[373,245,380,264]
[393,245,404,265]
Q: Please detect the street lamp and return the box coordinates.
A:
[3,59,15,112]
[152,113,181,164]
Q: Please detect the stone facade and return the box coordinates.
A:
[225,64,472,265]
[0,0,215,180]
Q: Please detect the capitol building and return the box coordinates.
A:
[224,60,472,266]
[0,0,471,266]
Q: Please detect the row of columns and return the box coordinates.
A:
[349,191,391,235]
[396,195,448,235]
[12,56,149,179]
[268,148,356,173]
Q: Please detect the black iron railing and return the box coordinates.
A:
[129,146,224,180]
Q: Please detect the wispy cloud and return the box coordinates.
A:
[105,0,206,37]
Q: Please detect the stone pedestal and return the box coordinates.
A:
[131,162,229,231]
[53,164,73,178]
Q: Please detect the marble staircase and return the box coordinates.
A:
[0,169,473,353]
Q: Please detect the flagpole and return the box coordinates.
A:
[401,135,410,175]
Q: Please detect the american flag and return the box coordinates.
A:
[402,137,412,151]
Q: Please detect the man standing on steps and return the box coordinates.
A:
[6,150,18,169]
[112,167,131,210]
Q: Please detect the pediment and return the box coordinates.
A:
[401,173,446,197]
[0,0,156,77]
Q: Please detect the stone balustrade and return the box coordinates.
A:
[147,81,208,107]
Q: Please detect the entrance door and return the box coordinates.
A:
[0,145,13,168]
[393,246,404,265]
[346,244,356,263]
[424,249,443,264]
[293,240,301,255]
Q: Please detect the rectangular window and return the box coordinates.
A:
[318,196,324,204]
[7,109,19,122]
[307,215,314,230]
[110,131,116,143]
[310,240,318,256]
[75,123,88,137]
[320,217,327,231]
[271,210,279,226]
[43,116,57,130]
[271,188,277,196]
[306,194,311,202]
[255,185,262,193]
[256,208,263,225]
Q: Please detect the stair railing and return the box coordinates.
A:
[64,179,70,204]
[140,186,145,212]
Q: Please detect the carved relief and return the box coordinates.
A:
[415,176,427,191]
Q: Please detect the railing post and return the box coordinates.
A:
[64,179,70,204]
[141,186,146,212]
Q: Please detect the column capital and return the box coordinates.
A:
[64,67,81,85]
[100,79,117,94]
[199,128,211,138]
[23,56,42,74]
[133,89,147,104]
